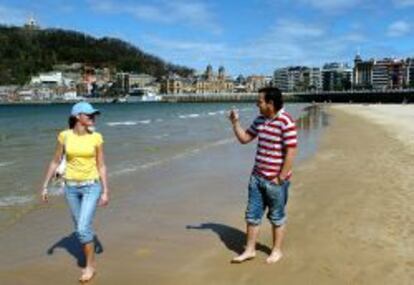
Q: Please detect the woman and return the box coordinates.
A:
[41,102,109,282]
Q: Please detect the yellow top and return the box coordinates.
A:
[58,129,104,181]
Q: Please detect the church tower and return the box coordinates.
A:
[205,64,213,81]
[24,15,39,30]
[218,66,225,81]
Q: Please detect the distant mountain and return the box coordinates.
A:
[0,25,194,85]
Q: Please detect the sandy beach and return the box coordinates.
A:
[1,104,414,284]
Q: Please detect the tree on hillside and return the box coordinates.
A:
[0,25,194,85]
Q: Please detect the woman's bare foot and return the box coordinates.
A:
[79,266,96,283]
[266,249,283,264]
[231,251,256,263]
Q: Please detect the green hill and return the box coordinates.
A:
[0,25,194,85]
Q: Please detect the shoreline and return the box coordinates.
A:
[1,105,413,284]
[0,103,320,230]
[3,88,414,105]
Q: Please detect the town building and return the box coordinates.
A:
[28,71,80,100]
[273,68,289,91]
[273,66,321,92]
[193,65,234,94]
[372,58,405,90]
[353,54,374,89]
[115,72,130,94]
[129,73,156,88]
[0,86,17,102]
[30,72,74,88]
[160,65,234,94]
[322,63,352,91]
[406,58,414,88]
[160,73,191,94]
[245,75,271,92]
[354,55,408,90]
[116,72,158,94]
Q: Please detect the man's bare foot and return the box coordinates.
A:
[79,266,96,283]
[266,249,283,264]
[231,251,256,263]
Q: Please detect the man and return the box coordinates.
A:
[229,87,298,264]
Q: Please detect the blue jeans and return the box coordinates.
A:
[64,183,101,244]
[245,174,290,226]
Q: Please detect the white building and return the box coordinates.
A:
[0,86,17,101]
[17,89,35,101]
[406,58,414,88]
[62,91,78,100]
[274,66,321,92]
[30,72,74,87]
[273,68,289,91]
[129,73,156,88]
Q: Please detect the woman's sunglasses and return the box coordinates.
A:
[81,113,96,120]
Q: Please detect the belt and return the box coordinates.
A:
[65,180,98,187]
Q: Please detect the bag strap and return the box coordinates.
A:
[62,131,68,157]
[64,133,67,152]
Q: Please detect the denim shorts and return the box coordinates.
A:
[245,174,290,226]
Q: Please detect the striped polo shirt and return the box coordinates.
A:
[247,109,298,181]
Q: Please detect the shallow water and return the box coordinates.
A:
[0,102,328,227]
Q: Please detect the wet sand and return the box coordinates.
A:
[1,105,414,284]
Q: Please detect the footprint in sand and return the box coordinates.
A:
[406,261,414,267]
[135,248,153,257]
[320,265,335,278]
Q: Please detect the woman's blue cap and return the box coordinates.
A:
[71,102,100,116]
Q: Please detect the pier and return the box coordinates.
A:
[161,89,414,103]
[162,93,258,103]
[288,89,414,103]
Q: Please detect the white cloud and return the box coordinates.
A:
[140,34,231,72]
[0,5,27,25]
[241,20,327,61]
[270,19,325,38]
[141,23,308,74]
[387,21,411,37]
[297,0,361,12]
[140,19,369,75]
[144,36,226,53]
[88,0,221,34]
[393,0,414,7]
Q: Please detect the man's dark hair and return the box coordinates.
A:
[258,87,283,111]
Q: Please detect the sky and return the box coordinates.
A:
[1,0,414,76]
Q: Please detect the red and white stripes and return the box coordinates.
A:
[247,109,298,180]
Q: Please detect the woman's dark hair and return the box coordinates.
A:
[68,116,77,129]
[258,87,283,111]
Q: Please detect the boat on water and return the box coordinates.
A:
[126,88,162,102]
[110,97,127,103]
